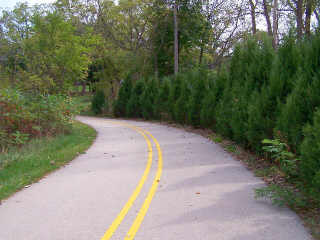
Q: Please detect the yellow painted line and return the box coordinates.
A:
[100,122,153,240]
[124,130,163,240]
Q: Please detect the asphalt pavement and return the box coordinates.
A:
[0,116,313,240]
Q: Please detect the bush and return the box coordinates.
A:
[168,76,182,119]
[276,72,320,151]
[111,33,320,200]
[200,70,226,129]
[187,71,207,127]
[126,80,145,118]
[91,90,106,114]
[215,82,233,138]
[154,78,170,119]
[300,109,320,198]
[174,80,190,124]
[246,89,274,151]
[113,77,132,117]
[0,88,78,151]
[140,78,158,120]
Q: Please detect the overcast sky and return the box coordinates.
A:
[0,0,55,10]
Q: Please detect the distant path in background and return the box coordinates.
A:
[0,116,312,240]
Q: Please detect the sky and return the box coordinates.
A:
[0,0,55,10]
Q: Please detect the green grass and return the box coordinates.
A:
[224,144,239,154]
[0,121,96,201]
[209,134,223,143]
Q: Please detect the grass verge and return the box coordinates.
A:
[0,121,96,201]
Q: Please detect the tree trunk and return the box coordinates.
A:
[263,0,273,36]
[272,0,279,48]
[305,0,313,36]
[249,0,257,34]
[296,0,304,39]
[174,0,179,75]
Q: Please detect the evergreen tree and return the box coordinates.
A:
[154,77,170,120]
[91,90,106,114]
[187,73,207,127]
[113,76,132,117]
[126,80,145,118]
[300,108,320,198]
[276,71,320,151]
[140,78,158,120]
[168,76,182,120]
[174,79,190,124]
[200,69,227,129]
[215,83,233,138]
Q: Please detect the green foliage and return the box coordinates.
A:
[300,109,320,198]
[276,35,320,151]
[246,90,273,151]
[91,90,106,114]
[151,1,210,76]
[215,83,233,138]
[276,73,312,150]
[174,80,190,124]
[187,70,207,126]
[200,91,216,128]
[0,88,78,151]
[113,77,132,117]
[112,33,320,201]
[200,70,226,129]
[255,184,307,208]
[224,144,239,154]
[229,36,274,145]
[209,134,223,143]
[262,139,298,177]
[168,76,182,119]
[154,78,170,119]
[140,78,158,120]
[126,80,145,118]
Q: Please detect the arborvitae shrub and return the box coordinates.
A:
[200,91,216,128]
[301,34,320,81]
[187,73,207,127]
[154,77,170,119]
[229,81,250,144]
[271,36,302,100]
[245,38,301,151]
[174,80,190,124]
[300,109,320,198]
[168,76,182,119]
[246,89,274,151]
[200,69,227,129]
[215,83,233,138]
[229,37,274,145]
[150,78,160,119]
[140,78,158,120]
[275,35,320,151]
[113,77,132,117]
[140,90,153,120]
[126,80,145,118]
[276,72,315,151]
[91,90,106,114]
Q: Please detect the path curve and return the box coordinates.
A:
[0,116,312,240]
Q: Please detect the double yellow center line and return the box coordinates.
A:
[101,121,163,240]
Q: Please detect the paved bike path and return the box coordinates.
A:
[0,116,312,240]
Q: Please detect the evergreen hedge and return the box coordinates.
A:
[113,33,320,199]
